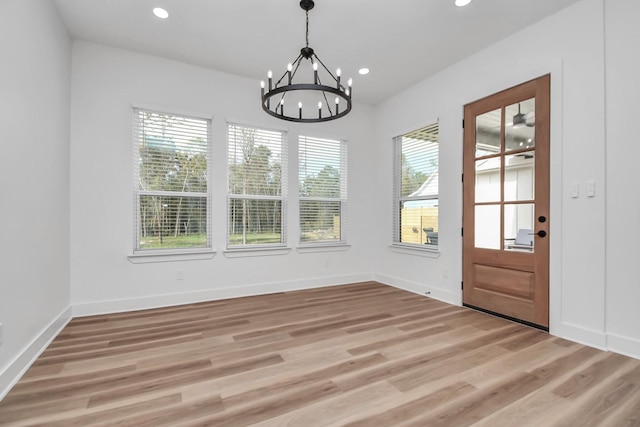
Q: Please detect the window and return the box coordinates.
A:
[133,108,211,252]
[393,122,439,248]
[299,135,347,244]
[227,123,287,248]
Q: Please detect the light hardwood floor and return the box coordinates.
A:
[1,282,639,426]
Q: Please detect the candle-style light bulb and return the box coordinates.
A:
[298,102,303,108]
[298,102,302,119]
[279,98,284,115]
[318,101,322,119]
[348,78,353,97]
[313,63,318,71]
[336,68,341,89]
[287,63,293,85]
[260,81,265,88]
[348,78,353,87]
[335,97,340,114]
[313,62,318,84]
[268,70,273,91]
[268,70,273,78]
[336,68,341,76]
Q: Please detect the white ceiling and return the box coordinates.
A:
[53,0,582,106]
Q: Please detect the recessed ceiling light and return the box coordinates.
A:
[153,7,169,19]
[358,68,370,75]
[455,0,472,6]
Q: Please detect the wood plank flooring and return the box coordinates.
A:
[1,282,640,426]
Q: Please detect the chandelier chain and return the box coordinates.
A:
[305,10,310,48]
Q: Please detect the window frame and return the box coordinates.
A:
[392,122,439,250]
[298,134,348,247]
[132,107,213,256]
[226,122,288,250]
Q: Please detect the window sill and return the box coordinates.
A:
[128,249,216,264]
[223,246,291,258]
[389,244,440,258]
[297,243,350,253]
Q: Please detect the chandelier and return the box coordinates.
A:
[260,0,352,123]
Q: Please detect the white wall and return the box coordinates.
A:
[69,42,376,314]
[373,0,618,352]
[0,0,72,397]
[605,0,640,358]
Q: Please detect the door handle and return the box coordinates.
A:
[529,230,547,238]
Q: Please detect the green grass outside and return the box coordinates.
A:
[140,233,207,249]
[300,228,340,242]
[140,232,284,249]
[228,232,281,245]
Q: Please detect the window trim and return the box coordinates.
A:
[392,122,439,251]
[226,122,288,250]
[297,243,351,253]
[127,249,216,264]
[223,246,291,258]
[132,107,213,256]
[298,135,348,247]
[389,243,440,257]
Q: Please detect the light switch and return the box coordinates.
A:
[571,182,579,198]
[587,180,596,197]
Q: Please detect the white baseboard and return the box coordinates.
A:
[607,333,640,360]
[0,306,72,401]
[550,321,607,351]
[72,273,374,317]
[374,273,458,306]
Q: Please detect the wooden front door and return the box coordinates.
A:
[462,75,550,329]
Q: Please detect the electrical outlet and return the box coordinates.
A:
[176,270,184,280]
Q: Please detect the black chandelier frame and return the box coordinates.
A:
[261,0,352,123]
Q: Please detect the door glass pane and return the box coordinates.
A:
[505,98,535,152]
[504,151,535,201]
[475,205,501,249]
[476,108,501,157]
[504,203,534,252]
[476,157,501,203]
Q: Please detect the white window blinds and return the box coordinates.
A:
[299,135,347,244]
[393,122,439,247]
[227,123,287,247]
[133,108,211,252]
